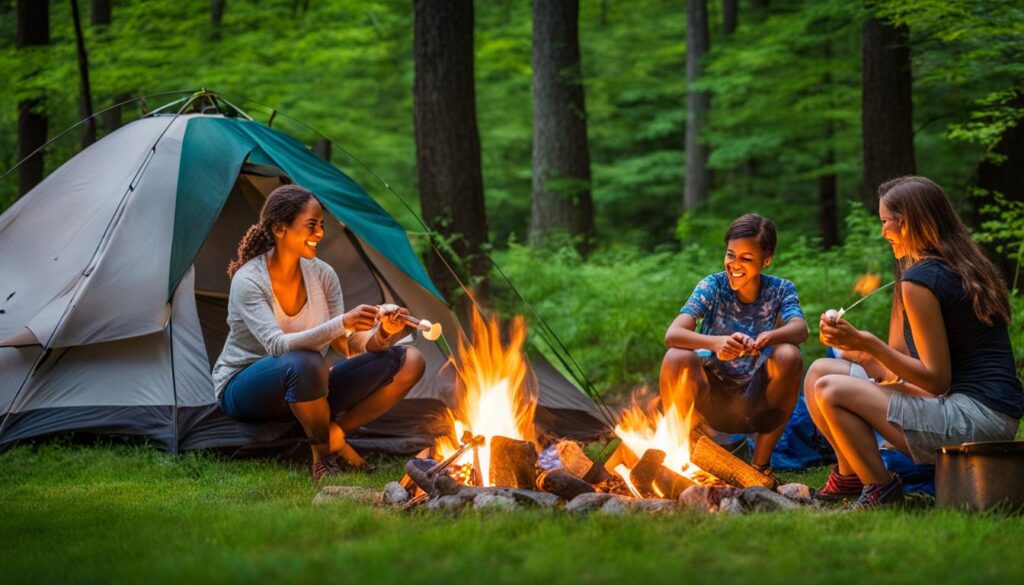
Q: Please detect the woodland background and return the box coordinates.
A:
[3,0,1023,395]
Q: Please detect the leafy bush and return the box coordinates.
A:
[493,208,903,396]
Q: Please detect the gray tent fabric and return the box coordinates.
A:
[0,113,610,455]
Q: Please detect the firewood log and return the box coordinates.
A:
[536,469,595,500]
[652,466,696,500]
[629,449,667,497]
[489,436,538,488]
[690,436,773,488]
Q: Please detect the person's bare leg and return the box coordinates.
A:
[289,398,332,463]
[804,358,857,474]
[751,344,802,467]
[660,348,709,421]
[816,374,911,484]
[336,348,426,435]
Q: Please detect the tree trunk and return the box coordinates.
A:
[16,0,49,198]
[530,0,595,253]
[413,0,490,308]
[819,43,838,248]
[684,0,711,211]
[974,92,1024,285]
[313,139,331,161]
[861,17,915,213]
[819,139,839,248]
[723,0,737,35]
[90,0,110,26]
[212,0,226,36]
[71,0,96,148]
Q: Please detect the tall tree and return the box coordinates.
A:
[974,92,1024,284]
[683,0,711,211]
[71,0,96,148]
[413,0,490,307]
[530,0,594,253]
[211,0,226,38]
[861,17,915,213]
[723,0,737,35]
[90,0,110,26]
[819,38,838,248]
[16,0,49,198]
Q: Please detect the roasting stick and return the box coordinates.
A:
[825,280,895,323]
[427,432,485,478]
[377,304,443,341]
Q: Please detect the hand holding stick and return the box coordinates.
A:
[377,304,443,341]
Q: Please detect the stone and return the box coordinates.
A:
[473,492,519,511]
[630,498,678,514]
[566,492,614,514]
[739,486,803,512]
[381,481,410,505]
[313,485,379,506]
[455,487,562,508]
[777,483,814,504]
[719,497,745,515]
[599,495,633,516]
[678,486,741,512]
[424,495,469,511]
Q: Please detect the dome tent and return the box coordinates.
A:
[0,94,609,454]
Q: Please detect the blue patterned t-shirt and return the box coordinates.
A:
[679,272,804,380]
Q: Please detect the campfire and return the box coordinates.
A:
[394,309,805,513]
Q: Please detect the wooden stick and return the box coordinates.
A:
[629,449,667,498]
[690,435,773,488]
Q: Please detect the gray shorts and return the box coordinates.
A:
[850,363,1021,464]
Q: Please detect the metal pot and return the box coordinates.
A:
[935,441,1024,513]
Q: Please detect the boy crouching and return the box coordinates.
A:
[661,214,808,485]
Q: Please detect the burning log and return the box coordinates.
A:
[629,449,667,498]
[489,436,538,489]
[690,435,773,489]
[652,466,696,500]
[536,469,595,500]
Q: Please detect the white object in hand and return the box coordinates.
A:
[824,309,845,324]
[377,304,443,341]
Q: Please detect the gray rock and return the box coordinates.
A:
[313,485,379,506]
[777,483,814,504]
[678,486,741,512]
[381,481,410,505]
[599,496,633,515]
[739,486,803,512]
[566,492,614,514]
[424,495,469,511]
[630,498,678,514]
[719,497,745,515]
[473,493,519,511]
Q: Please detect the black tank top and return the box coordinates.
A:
[901,259,1023,419]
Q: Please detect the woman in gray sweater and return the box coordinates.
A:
[213,185,425,482]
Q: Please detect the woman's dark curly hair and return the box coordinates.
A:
[227,184,320,278]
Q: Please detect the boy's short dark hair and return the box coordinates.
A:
[724,214,777,256]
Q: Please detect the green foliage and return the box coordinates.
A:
[493,207,896,396]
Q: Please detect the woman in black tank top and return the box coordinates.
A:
[805,176,1022,509]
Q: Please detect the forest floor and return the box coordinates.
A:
[2,442,1023,585]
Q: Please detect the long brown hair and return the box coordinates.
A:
[227,184,319,278]
[880,176,1011,325]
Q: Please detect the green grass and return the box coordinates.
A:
[2,443,1023,584]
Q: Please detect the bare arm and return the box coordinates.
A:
[664,314,747,360]
[753,316,808,350]
[821,283,951,394]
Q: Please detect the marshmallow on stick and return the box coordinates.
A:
[377,304,443,341]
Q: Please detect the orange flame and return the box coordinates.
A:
[853,272,882,297]
[435,310,537,486]
[613,372,706,482]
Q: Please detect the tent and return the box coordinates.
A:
[0,101,610,454]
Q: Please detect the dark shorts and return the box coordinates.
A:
[696,350,784,434]
[218,347,407,423]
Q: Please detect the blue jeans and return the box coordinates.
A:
[218,347,407,423]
